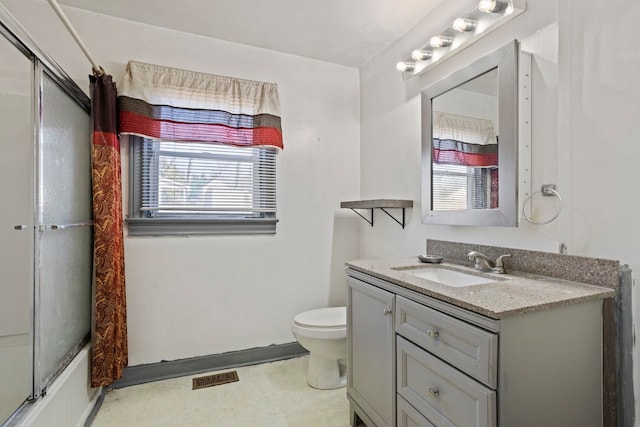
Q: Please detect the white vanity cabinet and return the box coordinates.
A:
[347,269,604,427]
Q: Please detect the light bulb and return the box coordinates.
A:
[453,18,477,32]
[429,35,454,48]
[396,61,415,72]
[478,0,508,13]
[411,49,433,61]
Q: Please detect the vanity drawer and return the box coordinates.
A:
[397,395,436,427]
[397,336,496,427]
[395,296,498,388]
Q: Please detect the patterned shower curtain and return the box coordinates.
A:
[89,72,128,387]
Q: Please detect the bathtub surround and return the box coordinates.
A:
[9,345,100,427]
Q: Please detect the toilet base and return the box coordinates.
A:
[306,354,347,390]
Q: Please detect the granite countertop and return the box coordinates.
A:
[346,257,616,319]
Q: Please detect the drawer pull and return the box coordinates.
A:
[428,387,440,399]
[383,308,393,316]
[427,329,439,339]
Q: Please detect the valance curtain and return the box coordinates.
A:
[432,111,497,167]
[118,61,283,149]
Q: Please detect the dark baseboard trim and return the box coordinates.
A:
[109,342,308,389]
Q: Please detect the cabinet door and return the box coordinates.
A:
[347,276,395,427]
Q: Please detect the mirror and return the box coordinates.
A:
[422,40,519,226]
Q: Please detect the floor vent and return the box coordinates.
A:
[192,371,239,390]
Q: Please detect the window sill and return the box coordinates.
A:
[126,217,278,236]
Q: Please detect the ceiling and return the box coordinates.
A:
[58,0,445,68]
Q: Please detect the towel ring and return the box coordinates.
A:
[522,186,563,225]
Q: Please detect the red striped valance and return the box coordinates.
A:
[432,138,498,167]
[118,61,283,149]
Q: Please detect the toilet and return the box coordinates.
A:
[291,306,347,389]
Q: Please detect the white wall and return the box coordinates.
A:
[359,0,638,420]
[2,1,361,366]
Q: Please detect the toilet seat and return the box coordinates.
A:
[292,307,346,340]
[293,307,346,329]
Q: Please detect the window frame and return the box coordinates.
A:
[127,136,278,236]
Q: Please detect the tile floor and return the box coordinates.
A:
[90,356,350,427]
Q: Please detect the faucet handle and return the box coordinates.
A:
[493,254,512,273]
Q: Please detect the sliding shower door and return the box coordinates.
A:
[34,70,92,395]
[0,8,92,421]
[0,33,34,423]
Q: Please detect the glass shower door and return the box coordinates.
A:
[34,69,92,394]
[0,34,34,423]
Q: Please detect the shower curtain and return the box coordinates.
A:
[90,72,127,387]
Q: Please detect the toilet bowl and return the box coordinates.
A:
[291,306,347,390]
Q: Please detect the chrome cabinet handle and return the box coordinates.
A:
[428,388,439,399]
[14,225,29,230]
[427,329,439,339]
[383,308,392,316]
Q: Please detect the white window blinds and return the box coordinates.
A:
[138,140,276,217]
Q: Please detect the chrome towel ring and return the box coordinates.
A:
[522,184,563,225]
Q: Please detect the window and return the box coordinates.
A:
[128,137,278,236]
[119,61,283,236]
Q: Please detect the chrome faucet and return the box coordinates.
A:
[467,251,512,274]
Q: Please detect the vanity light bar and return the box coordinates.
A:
[396,0,526,78]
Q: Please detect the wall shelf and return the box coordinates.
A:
[340,199,413,229]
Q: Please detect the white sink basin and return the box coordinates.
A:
[399,267,496,287]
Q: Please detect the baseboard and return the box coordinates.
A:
[110,342,308,389]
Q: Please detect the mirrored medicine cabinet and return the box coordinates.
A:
[421,40,522,227]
